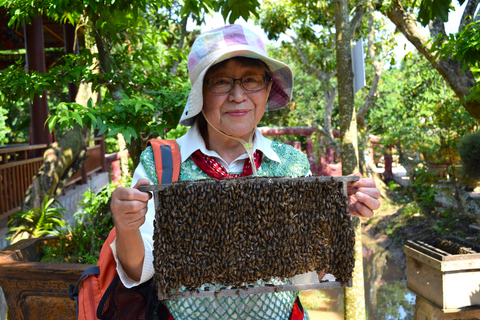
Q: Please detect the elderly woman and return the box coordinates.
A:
[111,24,380,320]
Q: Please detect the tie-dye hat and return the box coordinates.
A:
[180,24,294,126]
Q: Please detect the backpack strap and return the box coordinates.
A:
[68,266,100,315]
[147,139,181,184]
[71,139,180,320]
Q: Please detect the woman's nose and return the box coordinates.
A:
[228,81,247,101]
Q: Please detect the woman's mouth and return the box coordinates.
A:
[226,109,250,117]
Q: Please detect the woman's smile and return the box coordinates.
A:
[225,109,251,117]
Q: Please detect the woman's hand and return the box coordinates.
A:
[110,178,152,281]
[111,178,152,232]
[347,173,380,218]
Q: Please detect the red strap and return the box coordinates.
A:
[147,139,181,183]
[289,297,305,320]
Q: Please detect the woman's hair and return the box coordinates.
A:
[204,57,272,79]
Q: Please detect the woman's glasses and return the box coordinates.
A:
[204,74,271,93]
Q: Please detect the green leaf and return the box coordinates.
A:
[125,126,138,139]
[87,98,94,109]
[418,0,451,26]
[86,113,97,125]
[97,122,108,136]
[72,112,83,126]
[135,103,142,113]
[48,115,59,132]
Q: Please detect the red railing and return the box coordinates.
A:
[258,126,391,178]
[258,126,342,176]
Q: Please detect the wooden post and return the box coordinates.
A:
[63,22,79,103]
[384,145,393,180]
[24,16,50,150]
[305,134,313,157]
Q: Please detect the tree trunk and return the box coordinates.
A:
[20,125,88,213]
[382,0,480,119]
[335,1,365,319]
[170,14,189,76]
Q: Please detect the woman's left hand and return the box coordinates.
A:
[347,173,381,218]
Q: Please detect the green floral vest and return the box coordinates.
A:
[140,140,310,183]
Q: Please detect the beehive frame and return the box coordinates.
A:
[140,175,358,300]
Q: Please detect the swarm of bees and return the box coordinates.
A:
[434,238,477,255]
[151,176,355,296]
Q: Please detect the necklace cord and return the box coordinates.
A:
[201,110,258,176]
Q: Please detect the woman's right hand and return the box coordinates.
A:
[110,178,152,281]
[111,178,152,232]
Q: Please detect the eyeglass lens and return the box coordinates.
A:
[207,75,267,93]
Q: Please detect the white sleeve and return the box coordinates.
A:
[110,163,157,288]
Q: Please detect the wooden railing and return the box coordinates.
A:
[0,144,48,221]
[0,136,107,221]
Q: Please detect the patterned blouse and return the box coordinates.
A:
[141,140,310,320]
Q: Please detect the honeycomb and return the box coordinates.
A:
[151,176,355,296]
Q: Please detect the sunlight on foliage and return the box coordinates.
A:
[7,195,67,242]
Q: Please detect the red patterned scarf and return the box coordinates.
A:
[191,150,263,180]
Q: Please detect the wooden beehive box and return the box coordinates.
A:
[404,238,480,312]
[140,175,358,299]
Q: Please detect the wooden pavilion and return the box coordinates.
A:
[0,10,107,221]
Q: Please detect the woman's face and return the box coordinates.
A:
[202,59,271,141]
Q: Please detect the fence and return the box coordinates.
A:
[258,126,391,178]
[258,126,342,176]
[0,136,107,221]
[0,144,48,221]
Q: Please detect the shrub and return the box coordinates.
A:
[40,181,119,263]
[411,166,438,211]
[457,131,480,180]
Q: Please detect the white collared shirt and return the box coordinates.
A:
[177,120,282,171]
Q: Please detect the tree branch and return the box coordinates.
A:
[313,123,342,154]
[357,3,393,127]
[170,14,189,76]
[287,32,332,82]
[350,4,365,42]
[384,0,479,119]
[429,18,446,38]
[322,87,340,154]
[459,0,480,32]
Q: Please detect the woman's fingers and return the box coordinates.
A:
[347,174,381,217]
[111,179,152,231]
[349,199,375,218]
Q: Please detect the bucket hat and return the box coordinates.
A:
[179,24,294,126]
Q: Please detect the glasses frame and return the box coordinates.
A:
[204,74,271,94]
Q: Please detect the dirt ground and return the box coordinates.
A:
[361,187,480,275]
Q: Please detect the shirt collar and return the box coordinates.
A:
[176,120,282,164]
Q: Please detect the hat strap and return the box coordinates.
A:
[201,110,258,177]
